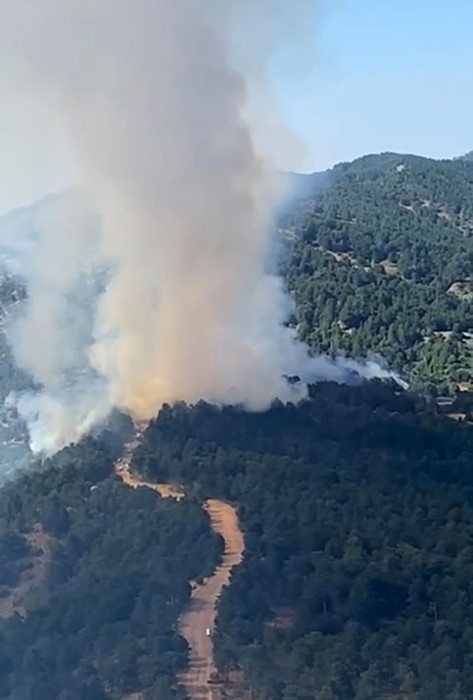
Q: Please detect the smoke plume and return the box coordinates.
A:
[0,1,401,455]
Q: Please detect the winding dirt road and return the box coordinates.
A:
[115,425,244,700]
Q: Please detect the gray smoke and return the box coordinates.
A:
[0,1,402,455]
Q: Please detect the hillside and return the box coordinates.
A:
[0,152,472,699]
[282,152,473,393]
[133,384,473,700]
[0,382,472,700]
[0,436,222,699]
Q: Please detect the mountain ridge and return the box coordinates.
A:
[282,150,473,393]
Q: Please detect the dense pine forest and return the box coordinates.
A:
[0,436,221,699]
[134,384,473,700]
[282,153,473,393]
[0,152,472,699]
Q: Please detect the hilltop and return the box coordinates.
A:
[283,152,473,393]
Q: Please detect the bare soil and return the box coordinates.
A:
[177,498,244,700]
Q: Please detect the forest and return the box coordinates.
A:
[0,436,221,699]
[0,152,472,699]
[133,382,473,700]
[1,381,472,699]
[282,153,473,393]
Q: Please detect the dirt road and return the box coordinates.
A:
[115,426,244,700]
[177,498,244,699]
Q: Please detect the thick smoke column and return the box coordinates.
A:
[1,0,311,451]
[1,1,401,454]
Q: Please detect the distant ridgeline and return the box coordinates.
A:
[282,152,473,395]
[134,382,473,700]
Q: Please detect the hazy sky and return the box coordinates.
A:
[275,0,473,172]
[0,0,470,214]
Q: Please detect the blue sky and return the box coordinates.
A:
[0,1,470,214]
[274,0,473,172]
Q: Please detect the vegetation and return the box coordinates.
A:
[133,383,473,700]
[0,437,222,699]
[283,153,473,393]
[1,151,473,699]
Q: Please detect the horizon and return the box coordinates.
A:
[292,147,472,176]
[0,147,469,225]
[0,1,471,213]
[272,0,473,173]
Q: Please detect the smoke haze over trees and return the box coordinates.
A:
[0,4,470,699]
[0,0,330,456]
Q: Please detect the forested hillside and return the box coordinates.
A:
[0,152,472,700]
[134,384,473,700]
[0,435,221,699]
[0,383,471,699]
[282,153,473,393]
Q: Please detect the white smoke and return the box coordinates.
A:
[0,1,403,455]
